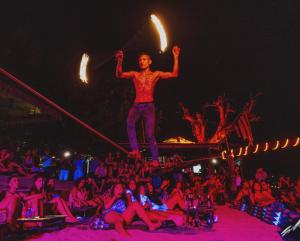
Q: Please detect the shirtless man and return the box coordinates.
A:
[115,46,180,167]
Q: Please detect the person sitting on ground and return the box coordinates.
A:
[145,181,186,212]
[261,181,272,195]
[203,175,218,204]
[0,149,29,176]
[255,168,268,182]
[0,175,22,229]
[102,183,161,236]
[68,178,98,210]
[23,149,34,173]
[250,182,275,207]
[23,174,77,222]
[86,175,103,212]
[278,175,292,190]
[95,161,107,180]
[138,184,184,226]
[45,177,59,200]
[125,180,139,205]
[234,181,252,205]
[170,181,184,199]
[282,177,300,212]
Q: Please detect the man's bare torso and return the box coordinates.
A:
[133,71,160,103]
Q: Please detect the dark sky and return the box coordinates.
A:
[0,0,299,145]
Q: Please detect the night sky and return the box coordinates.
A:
[0,1,299,148]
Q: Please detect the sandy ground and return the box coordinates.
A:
[25,205,282,241]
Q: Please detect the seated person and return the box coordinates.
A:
[282,177,300,212]
[138,184,184,226]
[251,182,275,207]
[125,180,139,205]
[69,178,98,209]
[23,149,41,173]
[23,174,77,222]
[234,181,252,205]
[103,183,161,236]
[45,177,59,200]
[0,175,22,229]
[261,181,272,195]
[202,175,218,204]
[94,161,107,180]
[86,175,103,212]
[144,182,185,212]
[0,149,29,176]
[278,175,292,190]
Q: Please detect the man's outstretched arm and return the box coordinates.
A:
[115,50,136,79]
[157,46,180,79]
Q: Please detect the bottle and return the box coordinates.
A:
[25,208,32,218]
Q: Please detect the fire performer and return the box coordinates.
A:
[115,46,180,167]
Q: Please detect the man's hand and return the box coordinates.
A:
[115,50,124,61]
[172,46,180,57]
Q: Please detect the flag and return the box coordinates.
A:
[236,112,254,145]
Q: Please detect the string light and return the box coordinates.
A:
[236,147,243,157]
[293,137,300,147]
[281,138,289,149]
[230,148,235,157]
[263,142,269,152]
[221,150,227,160]
[252,144,259,154]
[221,137,299,159]
[272,140,280,150]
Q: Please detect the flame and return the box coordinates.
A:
[79,53,89,84]
[151,14,168,52]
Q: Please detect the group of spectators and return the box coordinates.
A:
[233,168,300,213]
[0,147,299,236]
[0,147,89,181]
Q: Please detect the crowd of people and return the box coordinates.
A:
[0,147,299,237]
[233,168,300,213]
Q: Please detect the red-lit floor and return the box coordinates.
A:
[26,205,283,241]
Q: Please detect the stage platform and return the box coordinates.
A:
[25,205,283,241]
